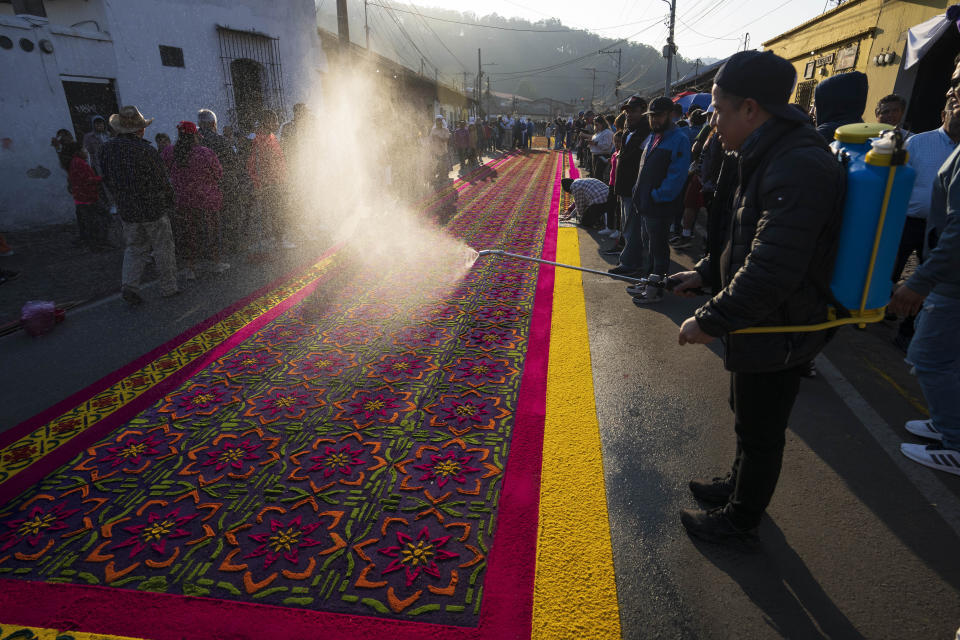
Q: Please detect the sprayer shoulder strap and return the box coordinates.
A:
[747,139,851,319]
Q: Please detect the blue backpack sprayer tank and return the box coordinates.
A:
[473,124,915,335]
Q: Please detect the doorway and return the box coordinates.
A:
[230,58,265,133]
[61,78,119,141]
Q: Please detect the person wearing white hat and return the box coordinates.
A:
[100,105,180,305]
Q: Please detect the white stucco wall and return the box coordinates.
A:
[0,0,325,231]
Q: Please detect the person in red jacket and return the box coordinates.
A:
[66,142,111,251]
[247,109,293,252]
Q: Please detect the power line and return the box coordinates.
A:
[675,17,742,42]
[365,3,662,33]
[402,1,467,72]
[376,0,441,76]
[490,21,664,81]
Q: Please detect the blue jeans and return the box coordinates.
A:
[907,292,960,450]
[620,209,671,274]
[619,196,632,233]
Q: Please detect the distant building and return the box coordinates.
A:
[763,0,956,134]
[317,28,470,126]
[0,0,325,229]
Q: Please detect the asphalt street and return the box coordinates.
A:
[575,224,960,639]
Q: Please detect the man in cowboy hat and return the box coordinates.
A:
[100,105,180,305]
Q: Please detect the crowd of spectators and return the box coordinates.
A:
[559,50,960,549]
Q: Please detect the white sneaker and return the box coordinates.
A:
[598,228,614,236]
[282,240,297,250]
[625,283,646,296]
[900,443,960,476]
[212,262,231,274]
[905,419,942,441]
[608,230,621,240]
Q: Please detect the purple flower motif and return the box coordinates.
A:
[451,357,511,386]
[0,502,78,553]
[201,439,261,472]
[323,324,381,347]
[484,287,528,301]
[288,351,355,379]
[369,353,433,382]
[394,325,448,349]
[245,516,323,569]
[437,398,492,427]
[413,451,483,489]
[159,382,241,420]
[491,272,527,286]
[309,445,366,479]
[346,393,403,422]
[377,525,459,587]
[215,349,281,377]
[463,326,519,351]
[99,434,163,468]
[260,322,312,345]
[474,305,522,324]
[112,507,197,559]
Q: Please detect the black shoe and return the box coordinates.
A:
[0,269,19,286]
[121,287,143,307]
[671,236,693,249]
[632,289,664,305]
[680,506,760,552]
[800,361,817,378]
[600,244,624,256]
[688,474,734,504]
[608,264,638,276]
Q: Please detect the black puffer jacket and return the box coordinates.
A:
[694,118,846,373]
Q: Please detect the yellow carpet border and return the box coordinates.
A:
[531,225,622,639]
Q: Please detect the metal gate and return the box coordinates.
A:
[216,26,285,132]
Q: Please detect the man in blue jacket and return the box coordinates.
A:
[889,57,960,477]
[609,96,691,304]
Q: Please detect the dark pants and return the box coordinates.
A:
[892,216,926,338]
[892,216,926,283]
[579,202,606,228]
[75,202,109,248]
[726,365,804,529]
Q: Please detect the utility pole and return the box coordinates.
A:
[583,67,597,109]
[743,33,750,51]
[477,48,482,118]
[420,57,425,77]
[600,48,622,99]
[364,0,370,49]
[463,71,469,96]
[336,0,350,45]
[663,0,676,95]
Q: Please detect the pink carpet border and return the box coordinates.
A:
[0,151,564,639]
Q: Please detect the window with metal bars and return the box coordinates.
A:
[216,26,285,133]
[795,80,818,111]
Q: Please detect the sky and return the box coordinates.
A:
[406,0,833,62]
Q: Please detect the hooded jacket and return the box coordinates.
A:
[813,71,868,143]
[694,118,846,373]
[82,115,110,173]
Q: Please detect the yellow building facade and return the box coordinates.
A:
[763,0,952,131]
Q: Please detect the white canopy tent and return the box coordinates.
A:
[904,10,956,69]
